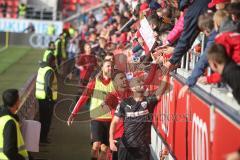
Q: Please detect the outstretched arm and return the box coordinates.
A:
[67,79,95,126]
[154,75,168,101]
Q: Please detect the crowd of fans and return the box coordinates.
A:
[41,0,240,160]
[0,0,239,159]
[57,0,240,105]
[2,0,237,160]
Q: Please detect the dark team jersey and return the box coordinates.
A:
[115,96,158,148]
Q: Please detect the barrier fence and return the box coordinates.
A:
[0,32,58,49]
[0,32,9,52]
[0,18,63,35]
[150,72,240,160]
[17,75,38,121]
[134,15,240,159]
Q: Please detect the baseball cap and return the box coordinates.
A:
[149,1,161,10]
[140,2,149,12]
[208,0,230,8]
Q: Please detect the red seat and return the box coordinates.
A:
[70,0,77,4]
[68,4,76,11]
[6,12,11,18]
[64,0,77,4]
[78,0,86,4]
[13,1,19,7]
[7,8,13,13]
[7,1,13,7]
[11,13,18,18]
[12,7,18,13]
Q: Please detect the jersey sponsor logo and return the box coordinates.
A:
[126,109,149,117]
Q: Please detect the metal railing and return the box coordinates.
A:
[176,32,240,112]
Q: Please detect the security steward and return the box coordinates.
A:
[68,25,76,38]
[35,54,57,143]
[18,3,27,18]
[47,24,56,36]
[54,33,64,71]
[43,41,55,63]
[0,89,29,160]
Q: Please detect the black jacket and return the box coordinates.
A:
[179,0,191,11]
[169,0,211,65]
[55,38,62,57]
[0,107,25,160]
[222,61,240,104]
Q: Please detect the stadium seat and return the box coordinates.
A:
[70,0,77,4]
[12,7,18,13]
[7,1,13,7]
[11,13,18,18]
[34,11,41,19]
[7,8,13,14]
[68,4,76,11]
[78,0,86,4]
[26,7,34,19]
[13,1,19,7]
[63,0,77,4]
[6,13,11,18]
[43,11,53,20]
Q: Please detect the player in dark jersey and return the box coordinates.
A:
[109,75,168,160]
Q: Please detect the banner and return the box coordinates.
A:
[0,18,63,35]
[151,75,240,160]
[139,17,156,51]
[21,120,41,152]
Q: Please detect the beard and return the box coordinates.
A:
[103,71,112,78]
[135,86,145,93]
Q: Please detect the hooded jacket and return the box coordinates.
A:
[222,61,240,104]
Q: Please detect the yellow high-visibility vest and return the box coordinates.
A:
[18,5,26,17]
[54,39,61,57]
[69,28,75,37]
[0,115,29,160]
[61,38,67,59]
[90,78,115,119]
[47,25,55,36]
[43,49,53,62]
[35,66,57,100]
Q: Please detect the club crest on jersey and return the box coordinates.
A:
[141,101,147,109]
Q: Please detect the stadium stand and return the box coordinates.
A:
[0,0,19,18]
[0,0,240,160]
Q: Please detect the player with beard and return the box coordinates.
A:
[109,74,167,160]
[105,57,160,160]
